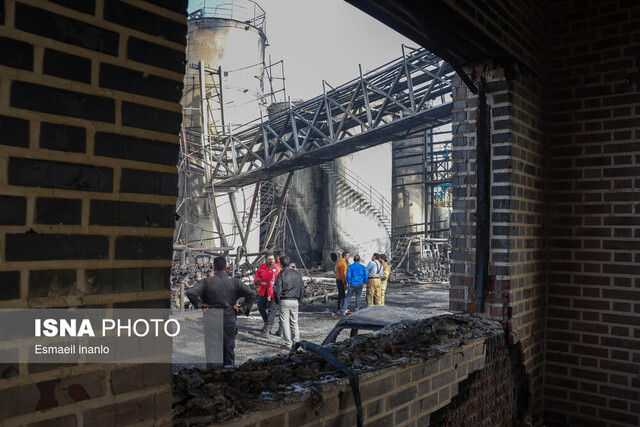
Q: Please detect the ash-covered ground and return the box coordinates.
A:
[171,279,451,371]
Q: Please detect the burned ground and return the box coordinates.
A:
[171,279,450,367]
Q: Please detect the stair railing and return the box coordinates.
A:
[321,162,392,234]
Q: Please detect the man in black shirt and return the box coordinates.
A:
[273,256,305,350]
[187,256,256,367]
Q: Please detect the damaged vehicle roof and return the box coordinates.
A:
[322,305,446,346]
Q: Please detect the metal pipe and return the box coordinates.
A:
[198,60,211,179]
[180,280,185,315]
[424,129,432,239]
[179,248,187,269]
[207,191,229,249]
[359,64,373,128]
[218,65,225,129]
[228,192,247,248]
[474,76,490,312]
[281,60,286,101]
[401,45,416,112]
[322,80,335,141]
[243,170,262,254]
[173,245,235,252]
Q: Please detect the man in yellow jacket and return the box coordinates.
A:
[379,254,391,305]
[334,251,349,315]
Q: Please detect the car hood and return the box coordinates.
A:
[336,305,433,329]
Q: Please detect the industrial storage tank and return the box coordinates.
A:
[262,101,326,268]
[185,1,267,128]
[176,0,267,254]
[323,147,393,269]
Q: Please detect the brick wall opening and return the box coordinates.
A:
[1,0,638,425]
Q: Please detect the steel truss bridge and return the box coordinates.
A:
[176,46,455,263]
[206,46,454,188]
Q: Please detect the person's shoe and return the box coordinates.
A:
[346,311,354,315]
[331,312,342,317]
[271,329,282,336]
[260,328,269,338]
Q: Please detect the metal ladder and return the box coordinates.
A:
[259,179,286,250]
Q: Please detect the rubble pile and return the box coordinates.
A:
[301,278,337,301]
[172,314,502,426]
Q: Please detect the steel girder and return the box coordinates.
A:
[211,47,454,188]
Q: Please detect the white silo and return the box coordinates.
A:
[177,0,267,254]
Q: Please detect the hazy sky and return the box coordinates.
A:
[189,0,416,101]
[187,0,421,210]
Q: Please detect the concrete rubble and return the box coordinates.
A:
[172,314,502,426]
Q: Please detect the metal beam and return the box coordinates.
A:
[209,48,453,186]
[217,101,451,187]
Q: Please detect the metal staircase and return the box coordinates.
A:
[258,178,289,252]
[319,161,392,237]
[319,160,413,272]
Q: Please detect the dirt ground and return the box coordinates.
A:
[170,279,451,371]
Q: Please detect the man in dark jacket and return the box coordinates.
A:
[273,256,304,349]
[187,256,256,367]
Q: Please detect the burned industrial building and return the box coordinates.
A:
[0,0,638,426]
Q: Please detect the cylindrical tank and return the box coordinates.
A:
[260,102,325,268]
[176,1,267,251]
[323,145,393,270]
[392,134,426,236]
[185,2,267,129]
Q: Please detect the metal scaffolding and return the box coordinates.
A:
[176,45,455,269]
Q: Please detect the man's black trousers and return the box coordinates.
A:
[336,279,346,312]
[257,294,278,331]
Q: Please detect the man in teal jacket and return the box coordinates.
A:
[339,255,368,315]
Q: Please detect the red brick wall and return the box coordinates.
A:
[430,333,529,425]
[447,1,638,424]
[450,62,548,419]
[447,2,549,420]
[545,1,640,425]
[228,339,489,427]
[0,0,186,424]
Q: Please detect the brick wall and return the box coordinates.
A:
[544,1,640,425]
[0,0,186,425]
[430,331,529,425]
[447,0,639,425]
[443,0,549,421]
[210,332,527,427]
[354,0,638,424]
[450,61,548,419]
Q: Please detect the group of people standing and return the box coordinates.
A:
[184,250,390,368]
[186,251,304,367]
[334,251,391,316]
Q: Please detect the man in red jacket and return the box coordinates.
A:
[254,253,279,337]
